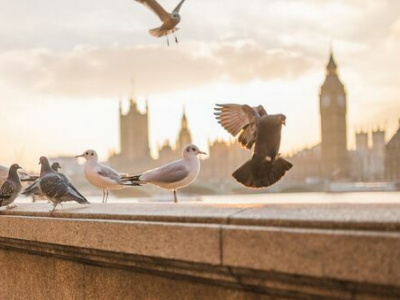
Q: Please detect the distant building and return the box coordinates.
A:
[351,130,385,180]
[385,120,400,181]
[319,51,349,178]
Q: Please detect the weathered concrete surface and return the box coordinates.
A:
[1,202,400,299]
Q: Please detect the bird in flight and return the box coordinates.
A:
[214,103,293,188]
[134,0,186,46]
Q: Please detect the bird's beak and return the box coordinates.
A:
[75,154,84,158]
[199,151,207,155]
[282,120,286,126]
[38,160,41,165]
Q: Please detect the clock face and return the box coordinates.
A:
[322,95,330,107]
[337,95,345,106]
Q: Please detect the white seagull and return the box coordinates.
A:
[130,144,206,203]
[135,0,186,46]
[75,150,140,203]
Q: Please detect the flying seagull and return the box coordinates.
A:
[214,103,293,188]
[135,0,186,46]
[0,164,23,209]
[129,144,206,203]
[75,149,141,203]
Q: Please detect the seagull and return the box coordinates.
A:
[0,163,23,209]
[214,103,293,188]
[28,156,90,212]
[75,149,141,203]
[135,0,186,46]
[129,144,206,203]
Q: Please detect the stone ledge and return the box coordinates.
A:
[1,202,400,299]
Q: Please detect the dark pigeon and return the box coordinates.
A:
[0,163,23,209]
[214,103,293,188]
[23,157,90,211]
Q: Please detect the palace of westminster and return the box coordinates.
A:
[106,51,400,189]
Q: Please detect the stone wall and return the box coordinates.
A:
[1,202,400,299]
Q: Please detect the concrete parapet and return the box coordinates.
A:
[1,202,400,299]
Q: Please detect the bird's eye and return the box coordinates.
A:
[85,152,88,155]
[186,148,190,152]
[192,147,196,151]
[91,153,94,156]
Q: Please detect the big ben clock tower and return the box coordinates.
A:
[320,51,349,178]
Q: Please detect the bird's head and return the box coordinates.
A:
[278,114,286,126]
[38,156,49,165]
[52,162,62,171]
[9,163,22,171]
[172,13,180,20]
[75,149,98,161]
[183,144,207,158]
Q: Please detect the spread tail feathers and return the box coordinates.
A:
[232,157,293,188]
[149,27,179,38]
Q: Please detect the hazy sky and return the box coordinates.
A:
[0,0,400,170]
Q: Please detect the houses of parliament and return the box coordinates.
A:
[109,51,400,189]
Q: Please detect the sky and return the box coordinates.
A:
[0,0,400,170]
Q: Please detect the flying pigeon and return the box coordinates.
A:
[75,150,141,203]
[135,0,186,46]
[0,163,23,209]
[129,144,206,203]
[214,103,293,188]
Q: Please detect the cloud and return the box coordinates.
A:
[0,42,313,97]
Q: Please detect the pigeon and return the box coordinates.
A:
[1,164,32,185]
[214,103,293,188]
[22,162,85,202]
[75,150,141,203]
[28,156,89,211]
[135,0,186,46]
[129,144,206,203]
[0,163,23,209]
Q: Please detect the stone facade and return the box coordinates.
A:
[385,120,400,181]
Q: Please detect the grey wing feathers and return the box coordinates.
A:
[172,0,185,13]
[135,0,170,22]
[214,103,262,149]
[0,181,14,200]
[141,161,189,183]
[40,174,69,198]
[98,166,122,183]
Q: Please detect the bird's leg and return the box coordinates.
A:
[166,35,170,47]
[50,203,58,213]
[6,205,17,210]
[105,190,109,203]
[102,190,105,203]
[173,190,178,203]
[173,32,178,43]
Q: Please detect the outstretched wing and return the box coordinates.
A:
[135,0,170,22]
[172,0,186,13]
[214,103,264,149]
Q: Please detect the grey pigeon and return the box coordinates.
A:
[22,162,83,201]
[0,163,23,209]
[214,103,292,188]
[31,156,89,211]
[135,0,186,46]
